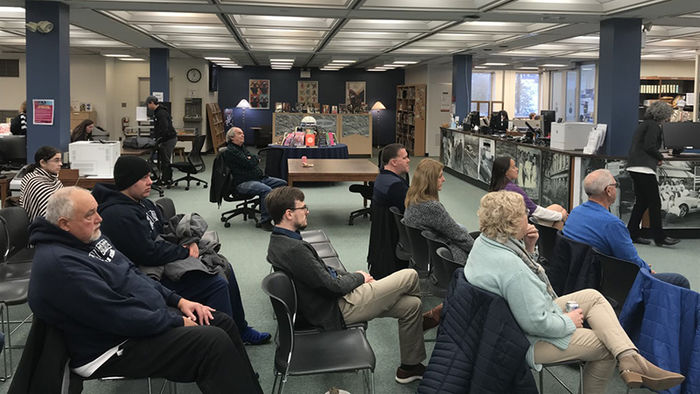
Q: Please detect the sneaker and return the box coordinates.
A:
[241,326,271,345]
[395,363,425,384]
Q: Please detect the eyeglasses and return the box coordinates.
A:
[606,182,619,189]
[289,205,309,212]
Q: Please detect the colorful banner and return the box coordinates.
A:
[33,99,54,126]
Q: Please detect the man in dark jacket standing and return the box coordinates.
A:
[266,186,427,384]
[222,127,286,231]
[28,186,262,393]
[93,155,271,345]
[146,96,178,185]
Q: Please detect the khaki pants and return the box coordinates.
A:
[338,269,426,365]
[534,289,637,394]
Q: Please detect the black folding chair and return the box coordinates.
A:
[261,271,375,394]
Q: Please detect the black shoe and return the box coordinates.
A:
[631,237,651,245]
[655,237,680,247]
[259,221,274,231]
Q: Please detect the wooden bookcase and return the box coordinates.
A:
[206,103,226,150]
[639,77,694,105]
[396,84,426,157]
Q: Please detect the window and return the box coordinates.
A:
[515,73,539,118]
[0,59,19,77]
[471,73,492,116]
[565,71,578,121]
[579,65,596,123]
[551,71,564,121]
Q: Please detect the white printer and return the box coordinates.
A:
[68,141,119,178]
[550,122,594,150]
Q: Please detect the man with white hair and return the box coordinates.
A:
[28,187,262,393]
[222,127,286,231]
[563,169,689,288]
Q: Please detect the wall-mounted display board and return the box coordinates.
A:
[272,113,372,156]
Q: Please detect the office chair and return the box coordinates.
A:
[171,135,208,190]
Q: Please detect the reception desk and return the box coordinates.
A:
[440,127,700,234]
[272,113,372,156]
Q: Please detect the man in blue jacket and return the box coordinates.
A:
[563,169,689,288]
[28,187,262,393]
[92,155,270,345]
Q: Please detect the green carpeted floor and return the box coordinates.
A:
[2,150,693,393]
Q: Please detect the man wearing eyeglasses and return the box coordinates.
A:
[265,186,428,384]
[563,169,689,288]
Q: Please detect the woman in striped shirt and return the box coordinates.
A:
[20,146,63,222]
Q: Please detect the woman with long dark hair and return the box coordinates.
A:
[626,101,678,246]
[489,156,567,228]
[71,119,95,142]
[20,146,63,221]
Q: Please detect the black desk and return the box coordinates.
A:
[268,144,349,180]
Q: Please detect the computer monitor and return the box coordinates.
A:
[0,135,27,169]
[540,110,556,137]
[662,122,700,154]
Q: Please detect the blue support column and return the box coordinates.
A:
[452,54,472,124]
[597,18,642,155]
[25,1,70,157]
[149,48,170,101]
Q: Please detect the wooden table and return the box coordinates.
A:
[287,158,378,186]
[59,169,113,189]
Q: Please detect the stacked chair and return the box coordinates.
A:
[0,207,34,380]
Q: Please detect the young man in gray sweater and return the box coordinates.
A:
[265,186,427,384]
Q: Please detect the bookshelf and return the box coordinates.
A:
[639,77,694,105]
[396,84,427,157]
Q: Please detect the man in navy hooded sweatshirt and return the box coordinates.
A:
[91,155,270,345]
[28,187,262,393]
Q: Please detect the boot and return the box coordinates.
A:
[422,304,443,331]
[618,352,685,391]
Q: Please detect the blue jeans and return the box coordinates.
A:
[236,176,287,222]
[162,270,251,335]
[654,272,691,289]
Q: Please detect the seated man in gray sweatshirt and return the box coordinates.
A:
[265,186,427,384]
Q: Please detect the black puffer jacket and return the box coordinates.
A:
[418,270,537,394]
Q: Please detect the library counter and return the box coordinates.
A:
[440,127,700,234]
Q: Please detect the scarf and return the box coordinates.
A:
[504,237,558,300]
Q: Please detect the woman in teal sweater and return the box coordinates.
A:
[464,191,684,393]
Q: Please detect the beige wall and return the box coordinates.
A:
[70,55,107,127]
[640,60,695,78]
[425,63,452,156]
[1,54,212,145]
[0,54,26,113]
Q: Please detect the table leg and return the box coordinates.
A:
[363,181,369,208]
[0,181,8,208]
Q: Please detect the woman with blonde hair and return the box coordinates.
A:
[403,158,473,264]
[464,190,684,393]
